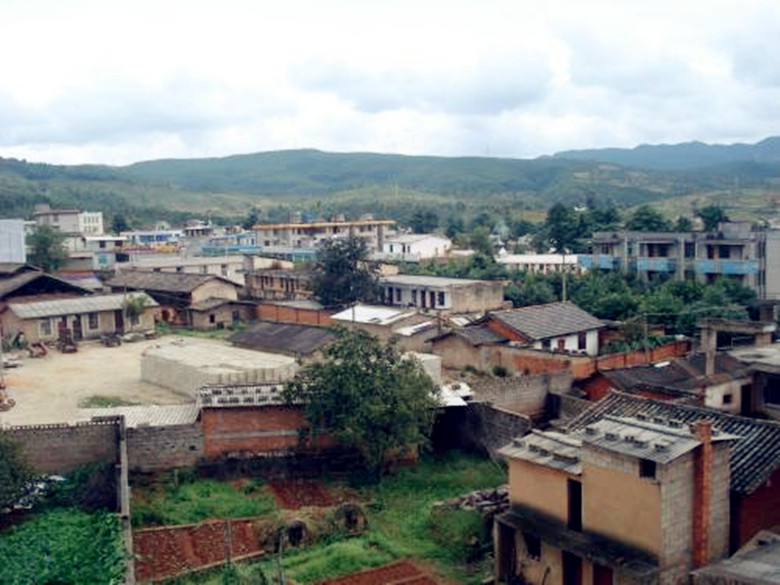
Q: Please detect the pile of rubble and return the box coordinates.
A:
[433,485,509,516]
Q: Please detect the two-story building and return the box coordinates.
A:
[253,216,396,250]
[32,204,104,235]
[496,414,738,585]
[579,222,780,299]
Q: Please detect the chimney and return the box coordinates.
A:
[692,419,713,568]
[700,323,716,377]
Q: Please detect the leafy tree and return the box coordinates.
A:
[625,206,672,232]
[409,209,439,233]
[242,207,261,230]
[0,431,34,509]
[283,328,438,476]
[110,213,130,234]
[697,205,729,231]
[26,225,68,273]
[312,237,382,307]
[674,216,694,231]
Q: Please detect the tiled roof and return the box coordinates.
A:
[0,271,89,300]
[456,325,507,346]
[229,322,335,356]
[10,292,157,319]
[567,392,780,495]
[189,298,252,312]
[77,404,199,428]
[498,430,582,474]
[107,271,236,294]
[491,302,604,341]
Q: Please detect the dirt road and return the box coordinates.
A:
[0,337,201,426]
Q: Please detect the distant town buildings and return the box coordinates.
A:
[0,219,28,263]
[253,215,396,250]
[32,204,104,235]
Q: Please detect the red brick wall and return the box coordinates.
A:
[733,467,780,549]
[201,405,333,459]
[256,303,333,326]
[486,319,527,343]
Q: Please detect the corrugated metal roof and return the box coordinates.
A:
[456,325,507,346]
[331,304,416,325]
[10,292,157,319]
[567,392,780,495]
[491,301,604,341]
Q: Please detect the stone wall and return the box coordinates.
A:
[458,402,532,455]
[469,372,572,419]
[4,418,120,474]
[127,424,204,473]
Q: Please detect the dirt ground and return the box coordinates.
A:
[0,337,222,426]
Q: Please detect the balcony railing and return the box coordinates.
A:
[694,259,759,275]
[636,258,676,272]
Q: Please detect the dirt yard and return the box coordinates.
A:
[0,337,223,426]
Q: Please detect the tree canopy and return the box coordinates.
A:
[26,225,68,273]
[282,328,438,475]
[696,205,729,231]
[0,431,34,510]
[625,205,672,232]
[311,237,382,307]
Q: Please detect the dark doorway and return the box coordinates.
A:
[740,384,752,416]
[562,551,582,585]
[496,522,517,582]
[568,479,582,531]
[114,310,125,335]
[593,564,613,585]
[72,316,83,341]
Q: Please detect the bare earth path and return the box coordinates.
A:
[0,337,198,426]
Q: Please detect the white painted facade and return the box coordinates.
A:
[0,219,27,263]
[529,329,599,356]
[382,234,452,260]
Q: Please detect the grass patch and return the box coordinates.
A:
[0,508,124,585]
[78,395,141,408]
[132,476,277,527]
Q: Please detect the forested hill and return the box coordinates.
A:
[554,136,780,171]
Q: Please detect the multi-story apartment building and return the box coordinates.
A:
[32,204,104,235]
[496,415,738,585]
[579,222,780,299]
[253,216,396,250]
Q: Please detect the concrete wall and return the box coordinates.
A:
[4,419,120,474]
[126,424,204,473]
[469,371,573,419]
[508,457,572,520]
[190,304,254,330]
[190,280,239,304]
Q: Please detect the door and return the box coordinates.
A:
[114,310,125,335]
[72,316,83,341]
[562,551,582,585]
[740,383,752,416]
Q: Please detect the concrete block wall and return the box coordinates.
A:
[462,402,532,454]
[5,419,120,474]
[470,371,572,419]
[127,424,204,473]
[659,451,695,585]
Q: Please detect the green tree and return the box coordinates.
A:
[26,225,68,273]
[110,213,130,234]
[283,328,438,476]
[0,431,34,509]
[674,216,694,231]
[625,206,672,232]
[312,237,382,307]
[409,209,439,233]
[697,205,729,231]
[242,207,261,230]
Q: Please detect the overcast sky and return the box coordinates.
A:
[1,0,778,166]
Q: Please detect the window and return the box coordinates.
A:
[723,393,733,405]
[640,459,657,479]
[411,290,417,304]
[99,240,106,249]
[764,379,780,405]
[523,532,541,560]
[221,264,228,276]
[541,339,551,350]
[437,291,445,306]
[209,314,215,324]
[200,266,208,275]
[395,288,401,302]
[578,331,587,350]
[39,319,52,337]
[557,338,566,351]
[88,312,99,329]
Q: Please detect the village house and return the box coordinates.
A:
[569,392,780,552]
[380,274,507,313]
[106,271,242,326]
[229,321,335,360]
[496,413,738,585]
[330,304,439,351]
[2,292,158,343]
[380,233,452,261]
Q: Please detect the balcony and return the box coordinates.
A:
[694,259,759,275]
[636,258,676,272]
[578,255,618,270]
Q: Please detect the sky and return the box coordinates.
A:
[1,0,779,166]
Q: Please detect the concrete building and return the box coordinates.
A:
[121,228,184,248]
[330,304,439,351]
[253,217,396,250]
[580,222,780,299]
[244,269,314,301]
[496,415,738,585]
[380,274,506,313]
[114,254,246,285]
[497,253,584,275]
[380,234,452,260]
[67,235,129,269]
[0,219,27,263]
[32,204,104,235]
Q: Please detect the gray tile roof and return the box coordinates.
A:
[107,271,236,294]
[0,271,90,300]
[78,403,199,427]
[228,322,335,356]
[491,301,604,341]
[567,392,780,495]
[10,292,157,319]
[457,325,507,346]
[692,533,780,584]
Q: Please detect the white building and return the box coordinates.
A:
[496,253,584,274]
[113,254,246,285]
[32,204,104,235]
[0,219,28,263]
[381,234,452,261]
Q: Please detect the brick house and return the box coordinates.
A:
[569,392,780,553]
[496,414,738,585]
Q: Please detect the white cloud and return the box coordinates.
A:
[0,0,778,164]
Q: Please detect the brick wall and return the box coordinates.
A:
[5,419,120,474]
[256,303,333,326]
[127,424,204,472]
